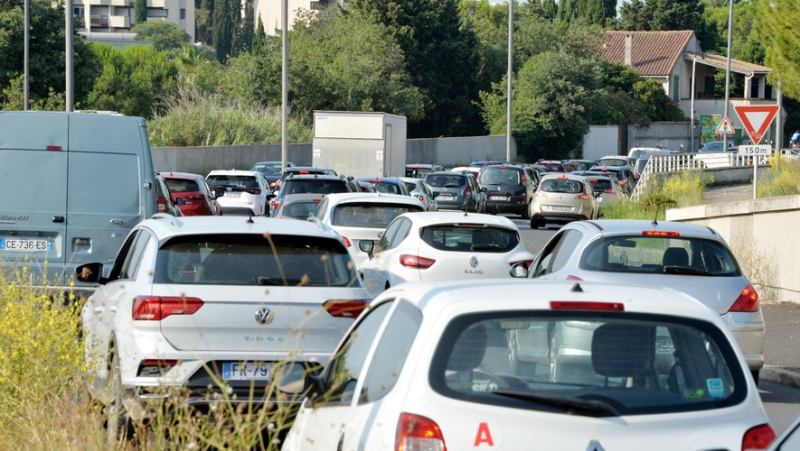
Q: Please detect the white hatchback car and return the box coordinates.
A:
[308,193,426,269]
[77,215,369,434]
[358,211,535,297]
[206,169,272,216]
[519,219,766,383]
[284,280,774,451]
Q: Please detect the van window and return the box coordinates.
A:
[425,174,465,188]
[69,153,140,215]
[480,167,521,185]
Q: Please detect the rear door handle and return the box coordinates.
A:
[110,219,124,225]
[52,216,65,223]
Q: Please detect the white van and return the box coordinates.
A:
[0,111,157,292]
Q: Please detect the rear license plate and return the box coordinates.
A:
[550,206,571,212]
[490,196,508,201]
[0,239,52,252]
[438,195,455,201]
[226,192,241,198]
[222,362,272,381]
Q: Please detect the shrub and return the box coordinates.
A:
[600,172,704,220]
[758,155,800,198]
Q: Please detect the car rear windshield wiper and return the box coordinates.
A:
[662,266,711,276]
[492,389,620,417]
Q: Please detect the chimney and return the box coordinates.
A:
[624,34,633,67]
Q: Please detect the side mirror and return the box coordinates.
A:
[359,240,375,258]
[214,189,224,198]
[431,192,440,199]
[480,187,487,193]
[175,197,187,206]
[509,261,530,278]
[275,362,310,395]
[76,262,105,284]
[594,191,602,198]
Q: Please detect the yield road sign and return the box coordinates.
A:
[716,116,735,135]
[734,105,780,144]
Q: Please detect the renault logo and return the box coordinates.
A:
[469,256,479,268]
[586,440,606,451]
[255,307,274,325]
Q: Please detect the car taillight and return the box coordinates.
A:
[272,200,281,211]
[246,188,262,195]
[137,360,178,377]
[575,194,589,200]
[604,189,616,194]
[157,196,167,213]
[400,254,435,269]
[730,284,760,312]
[565,275,583,281]
[465,187,472,198]
[417,195,424,201]
[132,296,204,321]
[323,299,370,318]
[741,424,775,451]
[396,413,446,451]
[642,231,680,237]
[550,301,624,312]
[342,236,352,247]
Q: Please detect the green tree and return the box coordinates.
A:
[556,0,577,23]
[213,0,239,61]
[132,21,191,51]
[755,0,800,100]
[238,0,255,54]
[540,0,557,20]
[618,0,716,48]
[350,0,483,137]
[134,0,147,26]
[0,0,100,109]
[252,14,266,55]
[196,0,214,45]
[86,44,178,118]
[458,0,510,100]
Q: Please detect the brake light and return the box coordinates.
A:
[133,296,204,321]
[45,145,62,151]
[642,231,680,237]
[741,424,775,451]
[272,200,281,211]
[417,195,424,201]
[730,284,760,312]
[246,188,262,195]
[575,194,589,200]
[371,179,383,183]
[342,236,352,247]
[465,187,472,198]
[604,189,616,194]
[157,196,167,213]
[521,173,526,182]
[137,360,178,377]
[396,413,446,451]
[400,254,436,269]
[323,299,370,318]
[550,301,624,312]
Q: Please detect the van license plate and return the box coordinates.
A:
[222,362,272,381]
[0,239,52,252]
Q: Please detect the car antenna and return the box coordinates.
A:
[247,213,255,224]
[570,283,583,293]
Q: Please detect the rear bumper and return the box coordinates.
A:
[221,206,258,216]
[723,311,766,371]
[487,198,527,214]
[532,212,590,222]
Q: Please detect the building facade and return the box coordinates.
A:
[73,0,195,42]
[254,0,345,35]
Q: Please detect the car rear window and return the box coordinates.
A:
[371,182,402,195]
[406,167,433,178]
[332,203,423,228]
[165,178,201,193]
[429,311,746,416]
[587,179,613,192]
[421,225,519,253]
[155,234,358,287]
[579,236,741,276]
[539,179,584,193]
[425,174,466,188]
[538,163,565,172]
[279,201,319,220]
[253,164,282,175]
[480,167,521,185]
[571,162,594,171]
[402,181,417,191]
[207,175,259,189]
[283,180,349,195]
[600,159,627,167]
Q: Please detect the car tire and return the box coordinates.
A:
[530,218,539,229]
[751,370,760,386]
[522,204,530,220]
[106,349,129,445]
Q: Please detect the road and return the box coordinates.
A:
[507,213,800,434]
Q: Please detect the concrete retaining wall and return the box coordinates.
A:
[666,195,800,303]
[628,122,692,152]
[407,135,517,167]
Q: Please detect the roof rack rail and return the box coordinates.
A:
[151,213,183,228]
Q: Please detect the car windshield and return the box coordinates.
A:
[480,168,521,185]
[166,178,201,193]
[579,236,741,276]
[372,182,402,195]
[155,234,358,287]
[702,142,724,152]
[540,179,584,194]
[430,311,745,417]
[426,174,466,188]
[280,201,320,220]
[283,180,349,195]
[253,164,282,175]
[207,175,259,189]
[600,159,626,167]
[406,167,433,178]
[421,225,519,253]
[332,203,423,228]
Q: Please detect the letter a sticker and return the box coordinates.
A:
[474,422,494,447]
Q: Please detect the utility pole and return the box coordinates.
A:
[24,0,29,110]
[505,0,514,162]
[722,0,733,149]
[281,0,288,170]
[65,0,74,112]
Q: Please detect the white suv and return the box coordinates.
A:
[77,215,369,433]
[206,169,272,216]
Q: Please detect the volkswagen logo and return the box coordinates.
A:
[255,307,274,325]
[469,256,479,268]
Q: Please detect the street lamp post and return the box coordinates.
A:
[281,0,288,171]
[505,0,513,162]
[722,0,733,149]
[66,0,74,112]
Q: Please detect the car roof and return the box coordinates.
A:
[252,161,287,166]
[406,164,441,168]
[379,280,722,324]
[429,171,472,177]
[399,211,517,229]
[161,171,202,181]
[285,166,327,172]
[207,170,260,177]
[357,177,403,184]
[539,173,587,181]
[285,174,344,181]
[281,193,325,202]
[569,219,721,238]
[398,177,422,183]
[323,192,425,206]
[138,215,338,241]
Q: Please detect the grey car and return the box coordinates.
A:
[272,193,324,220]
[478,165,535,218]
[424,171,487,213]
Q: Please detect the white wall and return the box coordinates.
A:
[582,126,619,160]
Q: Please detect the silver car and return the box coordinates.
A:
[513,219,766,383]
[529,174,599,229]
[399,177,438,211]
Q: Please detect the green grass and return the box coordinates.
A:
[601,172,705,220]
[758,155,800,198]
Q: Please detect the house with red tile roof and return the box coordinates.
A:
[601,30,785,148]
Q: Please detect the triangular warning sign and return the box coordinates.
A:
[734,105,780,145]
[715,116,735,135]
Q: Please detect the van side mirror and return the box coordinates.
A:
[76,262,106,284]
[509,261,530,278]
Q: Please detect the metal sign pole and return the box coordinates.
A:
[753,158,757,199]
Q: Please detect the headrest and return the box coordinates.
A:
[663,247,689,267]
[447,325,488,372]
[591,324,654,378]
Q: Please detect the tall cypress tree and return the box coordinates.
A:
[197,0,214,45]
[213,0,237,61]
[134,0,147,26]
[556,0,577,23]
[238,0,254,55]
[540,0,557,20]
[252,14,266,55]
